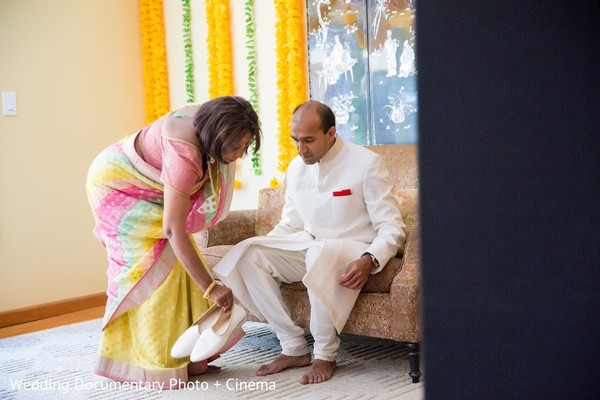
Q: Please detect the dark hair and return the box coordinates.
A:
[193,96,262,163]
[293,100,336,134]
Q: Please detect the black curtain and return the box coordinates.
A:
[416,2,599,399]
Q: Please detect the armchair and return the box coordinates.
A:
[194,144,422,383]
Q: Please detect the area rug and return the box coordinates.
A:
[0,319,423,399]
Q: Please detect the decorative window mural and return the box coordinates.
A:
[307,0,417,145]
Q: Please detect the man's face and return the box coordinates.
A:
[291,108,336,165]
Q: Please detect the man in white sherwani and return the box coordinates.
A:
[214,101,405,384]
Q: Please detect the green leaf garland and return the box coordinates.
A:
[182,0,195,103]
[245,0,261,175]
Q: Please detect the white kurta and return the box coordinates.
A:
[215,137,405,333]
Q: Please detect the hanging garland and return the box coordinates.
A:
[245,0,261,176]
[205,0,233,97]
[271,0,309,187]
[181,0,195,103]
[139,0,170,124]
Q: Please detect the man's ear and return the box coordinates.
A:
[327,126,337,141]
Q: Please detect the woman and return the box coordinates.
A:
[86,96,261,388]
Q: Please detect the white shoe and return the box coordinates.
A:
[190,304,247,362]
[171,304,221,358]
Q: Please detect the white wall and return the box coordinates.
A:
[0,0,145,311]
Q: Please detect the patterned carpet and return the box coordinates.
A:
[0,319,424,399]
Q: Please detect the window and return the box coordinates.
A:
[307,0,418,145]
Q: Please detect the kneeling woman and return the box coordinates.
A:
[86,96,261,388]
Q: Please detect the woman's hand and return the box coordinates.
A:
[209,283,234,312]
[163,186,232,309]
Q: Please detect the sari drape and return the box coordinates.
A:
[85,132,234,386]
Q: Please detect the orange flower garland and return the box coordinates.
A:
[205,0,234,98]
[139,0,170,124]
[272,0,309,187]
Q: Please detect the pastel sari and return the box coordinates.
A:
[86,125,234,388]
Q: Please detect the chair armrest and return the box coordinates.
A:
[390,223,421,342]
[197,209,257,247]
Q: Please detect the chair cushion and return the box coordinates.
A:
[206,210,257,247]
[201,245,231,271]
[361,257,402,293]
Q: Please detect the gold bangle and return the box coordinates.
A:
[203,281,217,299]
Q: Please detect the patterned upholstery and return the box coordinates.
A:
[394,188,419,232]
[255,188,285,236]
[194,144,421,345]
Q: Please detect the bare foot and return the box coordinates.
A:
[188,362,221,376]
[256,353,311,376]
[299,359,336,384]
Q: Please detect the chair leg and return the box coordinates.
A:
[406,342,422,383]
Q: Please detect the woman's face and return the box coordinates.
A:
[221,132,253,164]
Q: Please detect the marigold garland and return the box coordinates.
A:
[272,0,309,187]
[139,0,170,124]
[205,0,234,97]
[181,0,195,103]
[245,0,261,176]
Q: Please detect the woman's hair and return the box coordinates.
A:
[193,96,262,163]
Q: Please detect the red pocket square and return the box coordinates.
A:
[333,189,352,197]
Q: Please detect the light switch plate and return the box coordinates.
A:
[2,92,17,116]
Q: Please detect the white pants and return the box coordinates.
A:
[215,244,340,362]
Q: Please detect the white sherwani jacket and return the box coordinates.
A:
[215,137,405,332]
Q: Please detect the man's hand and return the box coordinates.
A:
[339,254,375,290]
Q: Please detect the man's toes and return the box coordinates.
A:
[256,364,271,376]
[299,360,335,384]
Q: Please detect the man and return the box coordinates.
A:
[214,100,405,384]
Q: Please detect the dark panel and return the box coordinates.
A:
[416,2,599,399]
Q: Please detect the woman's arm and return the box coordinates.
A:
[163,185,233,311]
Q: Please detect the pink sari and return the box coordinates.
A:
[86,129,234,386]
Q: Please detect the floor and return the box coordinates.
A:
[0,306,425,399]
[0,306,105,339]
